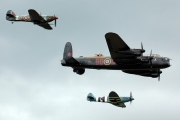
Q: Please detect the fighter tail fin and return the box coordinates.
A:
[87,93,96,102]
[6,10,16,21]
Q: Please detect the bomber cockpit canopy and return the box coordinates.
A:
[95,54,103,56]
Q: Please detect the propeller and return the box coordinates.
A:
[130,92,133,105]
[157,69,162,81]
[54,15,58,27]
[141,42,145,52]
[148,50,154,68]
[141,42,143,49]
[140,42,145,53]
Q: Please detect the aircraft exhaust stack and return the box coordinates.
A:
[6,10,16,21]
[63,42,73,61]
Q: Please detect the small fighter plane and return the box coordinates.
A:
[87,91,134,108]
[61,32,171,80]
[6,9,58,30]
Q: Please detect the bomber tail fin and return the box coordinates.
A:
[62,42,80,65]
[6,10,16,21]
[63,42,73,60]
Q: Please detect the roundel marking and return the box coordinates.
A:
[104,58,111,65]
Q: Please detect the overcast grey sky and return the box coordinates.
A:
[0,0,180,120]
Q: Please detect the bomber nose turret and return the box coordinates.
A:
[54,16,58,20]
[165,57,171,67]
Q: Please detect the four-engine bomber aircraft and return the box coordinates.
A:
[61,32,171,80]
[87,91,134,108]
[6,9,58,30]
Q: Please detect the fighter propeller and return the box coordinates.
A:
[54,15,58,27]
[130,92,134,105]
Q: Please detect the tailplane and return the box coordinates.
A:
[6,10,16,21]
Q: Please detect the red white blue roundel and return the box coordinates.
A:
[104,58,111,65]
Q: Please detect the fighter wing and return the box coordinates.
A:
[108,91,126,108]
[37,23,52,30]
[28,9,46,22]
[105,32,131,59]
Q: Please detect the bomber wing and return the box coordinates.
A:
[122,69,161,78]
[109,91,126,108]
[105,32,132,59]
[28,9,52,30]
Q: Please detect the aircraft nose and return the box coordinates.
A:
[55,16,58,19]
[167,58,171,67]
[164,57,171,67]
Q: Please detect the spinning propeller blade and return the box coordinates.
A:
[140,42,145,53]
[54,15,58,27]
[141,42,143,50]
[130,92,133,105]
[158,69,160,81]
[149,50,153,68]
[150,50,152,57]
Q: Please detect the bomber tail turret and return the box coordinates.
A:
[61,42,85,74]
[61,42,80,65]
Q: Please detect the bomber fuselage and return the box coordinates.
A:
[61,54,170,70]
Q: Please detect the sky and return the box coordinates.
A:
[0,0,180,120]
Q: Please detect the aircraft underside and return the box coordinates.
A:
[62,64,167,70]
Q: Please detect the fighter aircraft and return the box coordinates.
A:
[6,9,58,30]
[61,32,171,80]
[87,91,134,108]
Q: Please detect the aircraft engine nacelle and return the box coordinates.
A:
[96,96,108,103]
[6,10,16,21]
[149,70,162,78]
[73,68,85,75]
[150,73,159,78]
